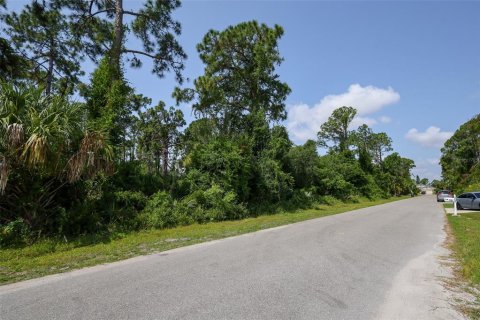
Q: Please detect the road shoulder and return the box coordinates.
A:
[375,217,466,320]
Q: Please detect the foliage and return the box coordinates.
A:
[175,21,290,136]
[60,0,186,82]
[137,102,185,176]
[0,218,31,246]
[0,83,113,238]
[0,37,29,81]
[316,153,361,199]
[139,186,247,229]
[0,14,418,247]
[352,124,392,165]
[440,114,480,191]
[287,140,318,189]
[138,191,177,229]
[317,106,357,152]
[81,57,150,159]
[185,139,251,201]
[2,1,85,94]
[381,152,416,196]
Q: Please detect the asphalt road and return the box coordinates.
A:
[0,196,462,319]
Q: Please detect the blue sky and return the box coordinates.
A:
[6,0,480,180]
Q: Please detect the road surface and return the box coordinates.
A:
[0,196,463,319]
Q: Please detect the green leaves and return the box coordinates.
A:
[184,20,290,136]
[137,101,185,176]
[317,106,357,152]
[2,1,85,94]
[0,82,112,192]
[62,0,186,83]
[440,114,480,190]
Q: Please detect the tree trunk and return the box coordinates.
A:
[112,0,123,77]
[162,140,169,177]
[46,41,55,95]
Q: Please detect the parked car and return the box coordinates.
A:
[456,192,480,210]
[436,190,453,202]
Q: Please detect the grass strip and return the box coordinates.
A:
[447,213,480,283]
[1,196,406,285]
[446,209,480,319]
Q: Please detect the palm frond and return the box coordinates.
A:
[22,133,48,166]
[7,123,24,147]
[0,155,8,194]
[67,130,113,182]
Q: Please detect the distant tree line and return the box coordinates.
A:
[0,1,416,246]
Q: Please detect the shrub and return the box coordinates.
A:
[0,218,31,247]
[287,188,316,209]
[138,191,177,229]
[111,191,148,229]
[318,195,341,206]
[182,185,248,222]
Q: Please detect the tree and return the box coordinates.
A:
[287,140,318,189]
[137,102,185,176]
[0,0,29,82]
[419,178,429,185]
[3,1,84,94]
[176,21,291,137]
[61,0,186,82]
[254,125,293,202]
[185,139,251,202]
[317,106,357,153]
[315,153,369,199]
[81,57,151,160]
[351,124,392,165]
[440,114,480,190]
[382,153,416,196]
[370,132,392,165]
[353,124,374,151]
[0,37,29,82]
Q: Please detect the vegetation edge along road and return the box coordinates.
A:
[0,196,407,285]
[445,204,480,319]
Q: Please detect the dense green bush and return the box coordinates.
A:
[183,185,248,221]
[138,186,248,229]
[138,191,177,229]
[111,191,148,228]
[317,195,342,206]
[0,218,31,247]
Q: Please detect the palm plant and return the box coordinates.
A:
[0,82,113,231]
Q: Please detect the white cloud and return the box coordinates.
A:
[411,158,442,181]
[287,84,400,143]
[379,116,391,124]
[405,126,453,148]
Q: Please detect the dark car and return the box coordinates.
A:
[436,190,452,202]
[456,192,480,210]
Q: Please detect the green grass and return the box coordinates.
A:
[0,196,407,285]
[444,202,454,208]
[447,212,480,319]
[448,213,480,284]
